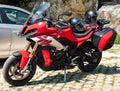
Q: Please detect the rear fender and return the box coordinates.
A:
[12,50,30,70]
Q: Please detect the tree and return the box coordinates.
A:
[0,0,19,6]
[0,0,32,10]
[0,0,31,7]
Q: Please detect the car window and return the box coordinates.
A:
[0,14,2,23]
[3,8,29,25]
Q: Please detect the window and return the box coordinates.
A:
[0,14,2,23]
[3,8,29,25]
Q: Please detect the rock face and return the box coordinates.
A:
[56,0,96,17]
[98,5,120,34]
[29,0,97,19]
[49,0,97,19]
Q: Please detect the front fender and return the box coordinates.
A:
[12,50,30,70]
[12,51,22,58]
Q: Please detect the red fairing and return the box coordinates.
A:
[41,50,52,67]
[60,28,77,41]
[98,30,113,50]
[47,27,57,34]
[19,50,30,70]
[24,22,57,36]
[34,22,48,36]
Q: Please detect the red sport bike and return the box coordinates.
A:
[3,1,117,86]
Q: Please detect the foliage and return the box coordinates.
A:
[115,35,120,44]
[0,0,18,5]
[0,0,32,10]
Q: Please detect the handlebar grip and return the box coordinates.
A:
[43,18,70,28]
[59,21,70,26]
[104,19,110,24]
[97,19,110,25]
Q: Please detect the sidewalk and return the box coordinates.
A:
[0,45,120,91]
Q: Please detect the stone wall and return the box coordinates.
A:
[98,5,120,34]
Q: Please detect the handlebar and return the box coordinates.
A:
[97,19,110,25]
[43,18,70,29]
[43,17,109,32]
[97,19,110,30]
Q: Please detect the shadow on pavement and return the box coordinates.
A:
[0,59,6,68]
[27,64,120,86]
[27,70,85,86]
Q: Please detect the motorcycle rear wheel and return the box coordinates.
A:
[77,44,102,72]
[3,55,36,86]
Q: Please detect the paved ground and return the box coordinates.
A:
[0,45,120,91]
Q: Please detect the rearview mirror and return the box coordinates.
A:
[58,11,72,19]
[61,11,72,16]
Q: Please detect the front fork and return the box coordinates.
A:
[20,41,39,72]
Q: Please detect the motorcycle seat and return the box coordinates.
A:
[73,29,92,37]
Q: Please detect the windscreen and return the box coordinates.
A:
[28,1,67,23]
[29,1,50,23]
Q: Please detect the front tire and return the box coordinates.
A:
[77,42,102,72]
[3,55,36,86]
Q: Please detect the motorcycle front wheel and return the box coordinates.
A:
[77,43,102,72]
[3,55,36,86]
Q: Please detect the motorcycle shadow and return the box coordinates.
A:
[27,70,84,86]
[0,59,6,68]
[27,64,120,86]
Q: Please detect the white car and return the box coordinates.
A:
[0,4,30,58]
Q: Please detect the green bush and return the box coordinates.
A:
[115,35,120,44]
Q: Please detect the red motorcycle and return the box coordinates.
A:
[3,1,117,86]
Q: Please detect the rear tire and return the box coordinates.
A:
[3,55,36,86]
[77,42,102,72]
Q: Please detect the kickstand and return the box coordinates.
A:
[64,66,67,82]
